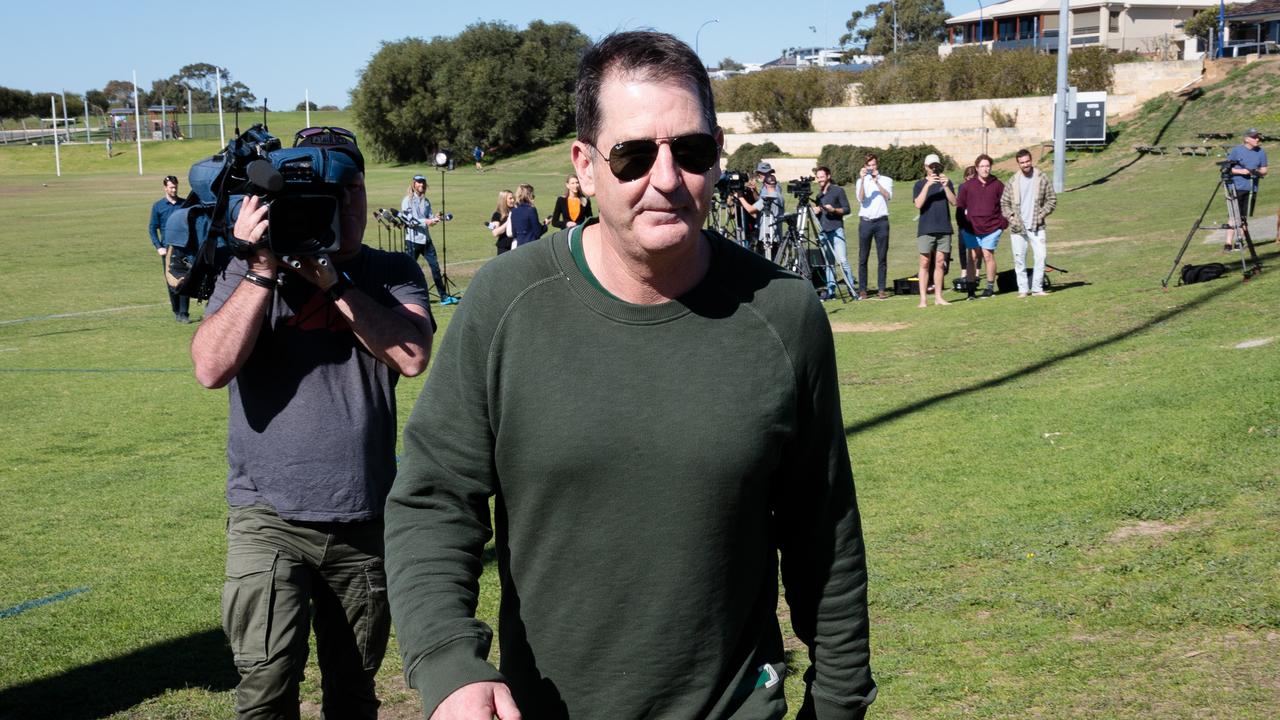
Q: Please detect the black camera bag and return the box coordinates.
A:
[1180,262,1227,285]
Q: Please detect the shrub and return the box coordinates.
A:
[817,144,954,185]
[725,142,785,174]
[987,105,1018,128]
[714,68,858,131]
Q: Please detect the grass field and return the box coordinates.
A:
[1,65,1278,719]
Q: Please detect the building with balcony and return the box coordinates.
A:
[939,0,1216,58]
[1223,0,1280,56]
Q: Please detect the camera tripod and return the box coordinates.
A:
[771,198,853,301]
[1162,166,1262,288]
[708,192,751,248]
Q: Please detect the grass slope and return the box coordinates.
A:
[0,66,1277,719]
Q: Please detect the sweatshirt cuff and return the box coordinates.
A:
[406,635,506,717]
[813,694,872,720]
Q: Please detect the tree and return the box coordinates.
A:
[296,100,319,111]
[719,57,744,71]
[222,81,256,111]
[351,21,589,162]
[840,0,950,56]
[102,80,137,108]
[1183,5,1238,46]
[85,89,109,113]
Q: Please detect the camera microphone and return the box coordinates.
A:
[247,159,284,194]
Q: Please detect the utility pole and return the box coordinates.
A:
[1052,0,1069,192]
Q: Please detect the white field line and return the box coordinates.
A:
[0,304,163,326]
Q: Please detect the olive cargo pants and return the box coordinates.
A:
[222,505,389,719]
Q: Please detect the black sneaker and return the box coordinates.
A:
[980,286,994,299]
[177,313,191,324]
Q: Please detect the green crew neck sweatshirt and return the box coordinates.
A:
[385,224,875,719]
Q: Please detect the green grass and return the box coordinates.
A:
[1,71,1278,719]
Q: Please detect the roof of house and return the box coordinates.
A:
[948,0,1216,24]
[1226,0,1280,18]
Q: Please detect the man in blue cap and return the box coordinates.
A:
[1225,129,1268,251]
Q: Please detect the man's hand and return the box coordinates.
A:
[937,174,950,186]
[858,166,868,179]
[234,195,279,276]
[431,682,521,720]
[156,246,166,256]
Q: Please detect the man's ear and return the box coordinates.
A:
[571,141,596,197]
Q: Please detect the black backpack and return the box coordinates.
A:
[1180,263,1228,285]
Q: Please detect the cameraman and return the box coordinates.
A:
[1225,128,1268,251]
[813,165,854,300]
[190,132,434,720]
[753,162,786,251]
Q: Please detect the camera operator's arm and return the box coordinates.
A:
[737,192,759,217]
[290,257,433,378]
[190,197,277,389]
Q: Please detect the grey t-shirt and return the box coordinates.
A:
[1019,172,1037,231]
[207,247,432,522]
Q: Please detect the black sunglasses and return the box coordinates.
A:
[596,132,720,182]
[293,126,358,148]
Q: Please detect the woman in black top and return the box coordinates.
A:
[550,174,592,230]
[489,189,516,255]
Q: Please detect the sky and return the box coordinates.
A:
[1,0,987,109]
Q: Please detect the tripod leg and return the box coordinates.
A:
[1162,181,1221,288]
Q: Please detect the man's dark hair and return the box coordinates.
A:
[815,165,832,175]
[1015,148,1033,161]
[864,153,878,164]
[576,31,716,146]
[974,153,993,167]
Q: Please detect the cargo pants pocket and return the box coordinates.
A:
[221,547,280,668]
[355,557,390,672]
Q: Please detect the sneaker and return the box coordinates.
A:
[980,286,994,299]
[176,313,190,324]
[857,291,869,301]
[440,295,460,306]
[1017,292,1028,298]
[1031,290,1049,297]
[877,291,889,300]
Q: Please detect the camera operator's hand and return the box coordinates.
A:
[234,195,278,275]
[157,246,166,256]
[859,166,869,179]
[937,173,950,186]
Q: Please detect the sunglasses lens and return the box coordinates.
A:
[607,140,659,182]
[671,134,720,174]
[605,134,720,181]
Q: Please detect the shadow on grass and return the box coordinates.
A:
[0,628,237,719]
[1063,89,1201,194]
[845,273,1244,436]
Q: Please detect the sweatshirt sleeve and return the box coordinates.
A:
[776,295,876,720]
[384,275,506,715]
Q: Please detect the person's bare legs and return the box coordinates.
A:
[982,248,997,285]
[933,251,950,305]
[917,253,931,308]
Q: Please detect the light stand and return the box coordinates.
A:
[433,149,458,299]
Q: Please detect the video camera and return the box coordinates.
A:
[164,124,364,299]
[1215,159,1244,180]
[787,176,814,202]
[715,170,746,198]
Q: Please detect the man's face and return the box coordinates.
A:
[866,158,878,174]
[977,159,992,179]
[572,76,721,258]
[1245,135,1260,149]
[338,174,368,257]
[815,169,830,187]
[164,181,178,200]
[1017,154,1034,176]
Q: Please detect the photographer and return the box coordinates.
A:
[855,153,893,300]
[813,165,854,300]
[190,130,434,720]
[402,174,458,305]
[1225,129,1268,252]
[753,162,786,251]
[912,153,956,308]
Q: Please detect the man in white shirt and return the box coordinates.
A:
[854,153,893,300]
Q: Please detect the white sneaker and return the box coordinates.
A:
[1017,292,1028,298]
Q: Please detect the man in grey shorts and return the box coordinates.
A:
[912,153,955,307]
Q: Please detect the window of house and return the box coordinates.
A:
[1109,11,1120,33]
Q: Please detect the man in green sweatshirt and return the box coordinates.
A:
[385,30,876,720]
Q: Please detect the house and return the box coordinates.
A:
[940,0,1217,58]
[1223,0,1280,56]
